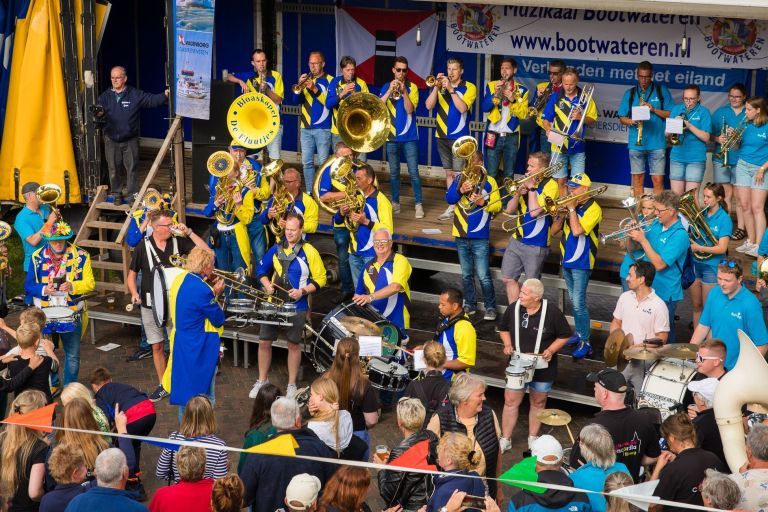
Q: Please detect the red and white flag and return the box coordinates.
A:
[335,6,438,88]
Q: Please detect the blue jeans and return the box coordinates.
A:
[349,252,367,289]
[266,125,283,161]
[247,218,267,267]
[665,299,679,344]
[177,376,216,424]
[386,141,422,204]
[214,230,247,273]
[300,128,332,194]
[454,237,496,310]
[353,429,371,462]
[333,227,354,294]
[563,267,592,343]
[485,133,519,179]
[539,130,551,154]
[57,327,82,386]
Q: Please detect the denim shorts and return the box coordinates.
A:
[693,261,718,284]
[712,160,733,185]
[669,160,705,182]
[436,138,463,172]
[527,380,554,392]
[629,148,666,176]
[551,152,585,179]
[734,159,768,190]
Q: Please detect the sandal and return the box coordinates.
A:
[731,228,746,241]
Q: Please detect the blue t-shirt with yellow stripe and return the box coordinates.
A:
[511,177,559,247]
[354,252,412,332]
[256,241,327,311]
[334,189,394,259]
[327,76,369,135]
[561,198,602,270]
[542,89,598,154]
[438,315,476,381]
[380,81,419,142]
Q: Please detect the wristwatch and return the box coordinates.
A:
[439,507,448,512]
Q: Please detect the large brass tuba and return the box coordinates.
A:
[336,92,391,154]
[679,188,718,260]
[263,160,294,237]
[227,92,281,149]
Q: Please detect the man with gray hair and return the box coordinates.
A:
[352,227,412,337]
[240,397,337,512]
[64,448,147,512]
[729,424,768,511]
[498,278,572,453]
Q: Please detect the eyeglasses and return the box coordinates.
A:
[683,97,699,101]
[637,74,652,79]
[395,67,408,72]
[654,206,671,213]
[372,240,391,246]
[521,313,530,329]
[728,95,745,99]
[696,354,722,363]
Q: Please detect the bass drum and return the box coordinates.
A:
[150,266,186,328]
[309,302,403,373]
[638,357,697,420]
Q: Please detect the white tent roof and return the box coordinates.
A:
[418,1,768,20]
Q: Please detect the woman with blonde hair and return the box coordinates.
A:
[324,337,379,460]
[61,382,110,434]
[604,472,641,512]
[403,341,450,425]
[307,377,354,457]
[426,433,485,512]
[0,390,48,511]
[155,395,228,483]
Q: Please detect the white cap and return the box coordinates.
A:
[531,434,563,464]
[285,474,321,511]
[688,377,719,405]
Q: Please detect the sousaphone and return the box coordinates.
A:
[337,92,391,153]
[227,92,281,149]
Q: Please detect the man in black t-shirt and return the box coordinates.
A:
[126,209,209,402]
[497,278,572,453]
[569,368,661,481]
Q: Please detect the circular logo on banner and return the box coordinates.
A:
[450,4,500,49]
[703,18,766,64]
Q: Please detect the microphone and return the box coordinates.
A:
[416,24,422,46]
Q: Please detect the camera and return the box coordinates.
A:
[89,104,106,128]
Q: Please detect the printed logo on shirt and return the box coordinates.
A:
[758,131,767,140]
[731,311,743,321]
[641,307,653,315]
[659,236,668,244]
[615,432,642,459]
[121,101,131,108]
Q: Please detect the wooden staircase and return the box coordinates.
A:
[74,116,187,294]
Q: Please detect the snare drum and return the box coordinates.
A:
[309,302,403,372]
[366,358,410,392]
[638,357,697,419]
[42,307,79,335]
[226,298,255,314]
[505,361,529,390]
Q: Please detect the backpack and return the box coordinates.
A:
[628,83,665,111]
[678,247,696,290]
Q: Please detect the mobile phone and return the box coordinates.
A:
[461,495,486,511]
[51,276,65,290]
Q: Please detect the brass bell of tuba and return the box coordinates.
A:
[337,92,391,154]
[679,188,718,260]
[227,92,281,149]
[36,184,62,221]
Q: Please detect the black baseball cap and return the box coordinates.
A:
[587,368,628,393]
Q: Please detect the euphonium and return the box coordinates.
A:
[208,151,239,225]
[312,155,363,215]
[264,161,295,237]
[328,186,366,232]
[337,92,391,153]
[452,137,487,212]
[679,188,718,260]
[502,185,607,232]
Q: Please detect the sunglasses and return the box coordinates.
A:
[718,259,738,269]
[521,312,530,329]
[395,67,408,72]
[696,354,722,363]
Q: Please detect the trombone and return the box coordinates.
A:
[470,161,564,215]
[169,254,284,305]
[501,186,607,232]
[548,83,595,147]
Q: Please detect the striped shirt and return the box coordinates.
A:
[155,432,229,483]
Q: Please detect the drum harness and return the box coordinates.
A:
[143,235,179,306]
[513,299,548,357]
[275,240,303,303]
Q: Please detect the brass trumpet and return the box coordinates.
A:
[667,110,688,146]
[528,85,552,118]
[502,185,607,232]
[291,71,314,94]
[169,254,284,305]
[425,75,444,91]
[390,78,404,101]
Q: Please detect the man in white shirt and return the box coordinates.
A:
[610,260,670,393]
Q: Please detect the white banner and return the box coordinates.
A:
[447,4,768,69]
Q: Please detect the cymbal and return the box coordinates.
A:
[617,333,633,372]
[623,344,659,361]
[339,316,382,337]
[536,408,572,426]
[604,330,633,369]
[657,343,698,360]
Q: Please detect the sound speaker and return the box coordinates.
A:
[191,80,238,144]
[191,143,228,203]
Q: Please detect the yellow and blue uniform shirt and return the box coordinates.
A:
[561,198,602,270]
[669,103,712,163]
[738,121,768,166]
[435,80,477,139]
[317,160,349,229]
[532,81,560,129]
[691,206,732,268]
[446,176,501,239]
[256,241,327,311]
[510,177,559,247]
[162,271,225,407]
[481,80,529,134]
[711,105,746,165]
[203,181,255,271]
[294,73,334,129]
[354,252,412,332]
[438,314,476,380]
[543,89,598,154]
[259,191,319,238]
[618,83,674,151]
[232,69,285,99]
[25,243,95,309]
[380,81,419,142]
[327,76,369,135]
[334,189,394,259]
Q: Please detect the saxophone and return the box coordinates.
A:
[636,88,645,146]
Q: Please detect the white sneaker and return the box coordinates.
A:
[286,383,298,399]
[248,379,268,399]
[438,205,455,220]
[736,240,755,253]
[415,203,424,219]
[746,246,759,257]
[527,435,539,450]
[499,437,512,454]
[392,203,401,214]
